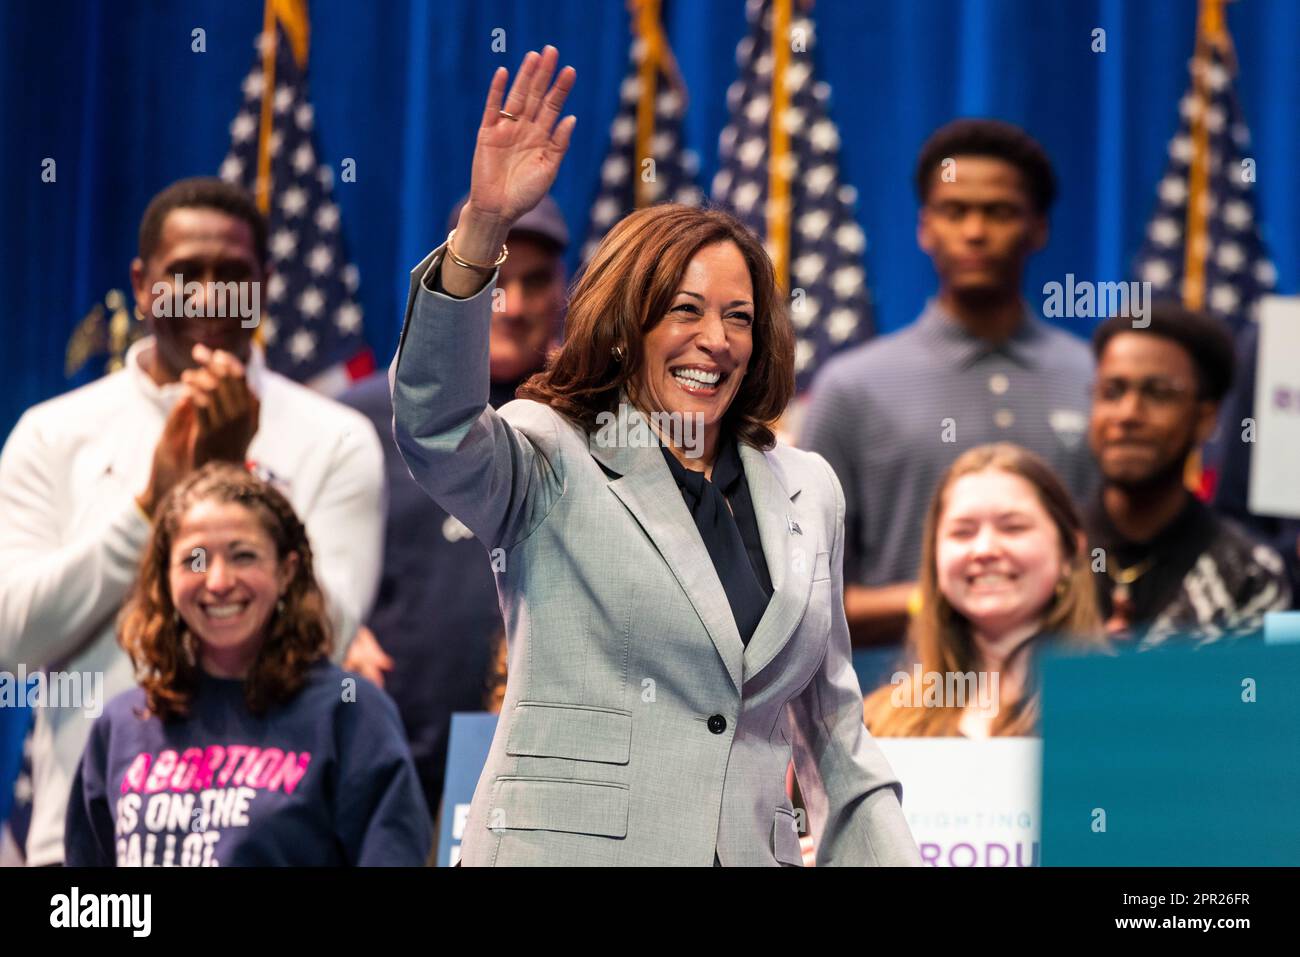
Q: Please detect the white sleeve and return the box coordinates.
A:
[0,411,151,669]
[306,413,385,661]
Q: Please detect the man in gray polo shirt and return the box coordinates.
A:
[801,119,1096,646]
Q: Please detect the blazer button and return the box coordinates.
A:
[707,714,727,734]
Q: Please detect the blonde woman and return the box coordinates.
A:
[865,444,1106,737]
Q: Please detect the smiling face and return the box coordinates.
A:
[1088,332,1216,491]
[918,155,1046,299]
[935,468,1066,640]
[131,206,265,380]
[633,241,754,455]
[168,499,297,678]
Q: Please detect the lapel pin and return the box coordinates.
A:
[787,516,802,535]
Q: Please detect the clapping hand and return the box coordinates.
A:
[182,344,260,468]
[136,344,260,517]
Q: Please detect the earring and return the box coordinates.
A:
[611,344,625,361]
[276,598,285,614]
[1054,577,1069,600]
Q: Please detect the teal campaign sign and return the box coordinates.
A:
[1041,639,1300,865]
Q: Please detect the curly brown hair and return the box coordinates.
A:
[517,203,795,450]
[118,462,332,721]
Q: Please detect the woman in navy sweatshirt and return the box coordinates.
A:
[65,462,432,866]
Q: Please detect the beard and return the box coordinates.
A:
[1103,434,1196,495]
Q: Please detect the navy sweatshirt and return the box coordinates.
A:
[65,660,433,866]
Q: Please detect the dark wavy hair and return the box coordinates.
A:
[517,203,795,450]
[118,462,331,721]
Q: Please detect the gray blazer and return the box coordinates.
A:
[391,245,921,866]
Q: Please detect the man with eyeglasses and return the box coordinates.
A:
[1085,301,1290,645]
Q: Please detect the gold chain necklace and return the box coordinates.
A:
[1106,555,1157,588]
[1104,555,1158,637]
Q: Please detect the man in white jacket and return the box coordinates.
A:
[0,178,385,865]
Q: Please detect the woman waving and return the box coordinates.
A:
[391,46,919,867]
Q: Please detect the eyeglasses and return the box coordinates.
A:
[1089,377,1197,407]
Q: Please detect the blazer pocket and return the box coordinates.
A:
[773,807,804,866]
[505,701,632,765]
[489,776,630,838]
[812,550,831,582]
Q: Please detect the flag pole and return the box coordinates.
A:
[254,0,311,214]
[1182,0,1230,311]
[768,0,793,292]
[255,1,278,214]
[633,0,662,210]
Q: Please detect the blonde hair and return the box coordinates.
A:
[864,443,1106,736]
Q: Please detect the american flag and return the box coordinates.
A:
[1132,11,1277,497]
[582,8,703,264]
[1132,32,1276,334]
[219,12,372,391]
[712,0,872,392]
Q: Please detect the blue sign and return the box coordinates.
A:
[437,712,497,867]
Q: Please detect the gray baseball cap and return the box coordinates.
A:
[447,193,569,252]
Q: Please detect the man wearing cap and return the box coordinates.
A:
[340,195,568,823]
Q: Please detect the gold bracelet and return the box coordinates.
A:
[446,228,508,272]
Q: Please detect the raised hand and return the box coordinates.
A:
[440,47,575,299]
[469,46,576,229]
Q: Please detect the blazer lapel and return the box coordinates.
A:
[738,442,811,681]
[589,406,745,693]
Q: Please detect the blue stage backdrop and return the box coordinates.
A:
[1,0,1299,835]
[2,0,1298,437]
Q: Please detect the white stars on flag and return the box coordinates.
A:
[1132,37,1276,332]
[581,19,704,264]
[712,0,873,389]
[219,28,369,383]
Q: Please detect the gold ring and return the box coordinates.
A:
[498,109,520,121]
